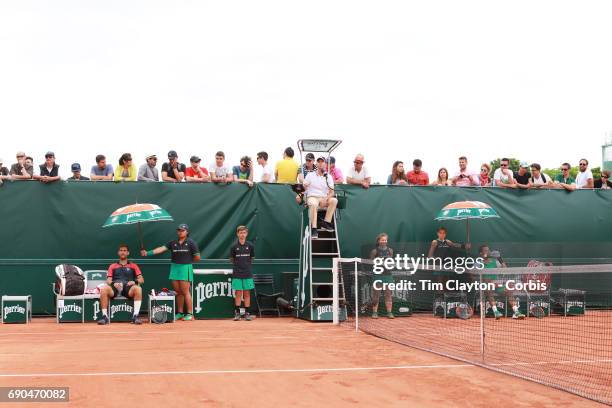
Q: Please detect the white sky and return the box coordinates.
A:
[1,1,611,181]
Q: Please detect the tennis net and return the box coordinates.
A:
[334,258,612,406]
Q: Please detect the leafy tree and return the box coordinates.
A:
[542,166,601,180]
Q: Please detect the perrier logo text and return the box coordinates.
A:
[4,305,26,319]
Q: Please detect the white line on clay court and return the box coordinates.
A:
[0,364,476,378]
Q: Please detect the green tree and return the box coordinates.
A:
[489,158,521,175]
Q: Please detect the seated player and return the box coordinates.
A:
[480,245,524,320]
[369,233,394,319]
[98,244,144,325]
[230,226,255,321]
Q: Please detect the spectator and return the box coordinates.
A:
[185,156,210,183]
[275,147,300,184]
[407,159,429,186]
[576,159,594,189]
[529,163,552,188]
[114,153,137,182]
[594,170,612,189]
[327,156,344,184]
[346,154,371,189]
[451,156,479,186]
[138,154,159,182]
[387,161,407,185]
[513,162,531,189]
[90,154,114,181]
[255,151,274,183]
[34,152,61,183]
[9,151,33,180]
[493,158,515,188]
[304,157,338,239]
[0,158,9,185]
[232,156,254,187]
[162,150,186,183]
[478,163,492,186]
[210,151,233,183]
[431,168,451,186]
[67,163,90,181]
[298,153,318,183]
[553,163,576,191]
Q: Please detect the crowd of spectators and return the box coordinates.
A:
[1,149,610,191]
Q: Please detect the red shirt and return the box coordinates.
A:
[407,171,429,186]
[185,167,209,178]
[107,262,142,282]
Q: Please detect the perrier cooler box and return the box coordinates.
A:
[2,295,32,324]
[57,296,85,323]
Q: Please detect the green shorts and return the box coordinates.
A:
[232,278,254,291]
[169,263,193,282]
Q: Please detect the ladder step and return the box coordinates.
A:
[312,252,339,256]
[312,238,337,241]
[312,282,343,285]
[313,297,345,301]
[312,267,333,271]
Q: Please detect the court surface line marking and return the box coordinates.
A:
[0,364,475,378]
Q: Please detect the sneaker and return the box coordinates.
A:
[183,314,193,321]
[387,312,395,319]
[493,310,503,320]
[512,311,526,320]
[175,313,184,321]
[245,313,253,321]
[233,311,241,321]
[320,221,335,232]
[311,229,319,239]
[371,312,379,319]
[97,315,109,325]
[131,315,142,325]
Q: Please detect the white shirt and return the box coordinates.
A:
[576,170,593,189]
[304,172,334,197]
[531,173,551,186]
[493,168,514,185]
[255,163,274,183]
[347,165,370,181]
[209,163,231,178]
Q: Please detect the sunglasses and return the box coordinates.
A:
[354,160,364,164]
[561,168,569,171]
[16,155,24,158]
[480,168,488,172]
[500,163,508,167]
[579,163,587,166]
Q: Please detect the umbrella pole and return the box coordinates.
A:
[137,223,145,250]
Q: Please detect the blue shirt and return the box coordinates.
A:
[91,164,114,176]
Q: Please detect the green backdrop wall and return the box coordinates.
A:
[0,182,610,313]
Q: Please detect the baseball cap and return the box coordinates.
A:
[520,161,529,168]
[177,223,189,231]
[305,153,315,160]
[71,163,81,172]
[167,150,178,159]
[190,155,201,163]
[45,151,55,158]
[146,154,157,160]
[316,156,326,162]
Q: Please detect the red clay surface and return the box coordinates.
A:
[0,317,607,408]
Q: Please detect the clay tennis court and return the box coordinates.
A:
[0,318,607,407]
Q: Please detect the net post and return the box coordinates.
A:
[354,259,359,332]
[332,257,339,325]
[479,270,485,360]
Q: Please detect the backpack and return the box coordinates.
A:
[54,264,86,296]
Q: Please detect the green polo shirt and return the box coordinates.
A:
[554,174,575,184]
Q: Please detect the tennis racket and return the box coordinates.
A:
[455,303,474,320]
[150,290,168,324]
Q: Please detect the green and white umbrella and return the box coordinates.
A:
[434,201,499,244]
[102,203,174,248]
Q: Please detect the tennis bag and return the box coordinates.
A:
[54,264,87,296]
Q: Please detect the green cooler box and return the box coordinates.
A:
[57,297,85,323]
[149,295,175,323]
[193,269,235,319]
[84,294,104,322]
[2,296,32,324]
